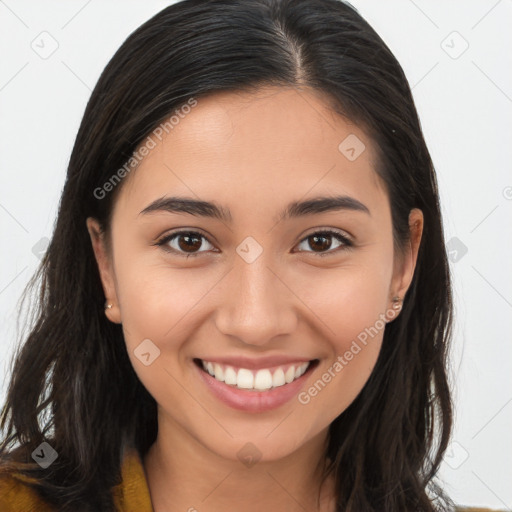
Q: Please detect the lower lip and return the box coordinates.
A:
[194,359,318,413]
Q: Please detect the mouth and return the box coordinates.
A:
[193,357,319,392]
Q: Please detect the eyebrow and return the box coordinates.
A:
[139,195,370,222]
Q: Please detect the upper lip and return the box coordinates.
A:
[195,355,316,370]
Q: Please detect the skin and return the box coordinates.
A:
[87,86,423,512]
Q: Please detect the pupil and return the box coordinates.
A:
[310,234,331,252]
[178,233,201,252]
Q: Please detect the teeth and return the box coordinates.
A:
[200,359,312,391]
[272,367,286,387]
[213,363,224,382]
[237,369,254,389]
[254,369,273,391]
[295,363,309,379]
[224,366,237,385]
[285,366,295,383]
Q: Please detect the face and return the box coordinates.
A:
[87,86,422,464]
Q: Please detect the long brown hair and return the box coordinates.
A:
[1,0,454,510]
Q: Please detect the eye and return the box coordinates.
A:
[155,228,353,258]
[156,230,216,257]
[294,229,353,256]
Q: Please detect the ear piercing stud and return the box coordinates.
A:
[392,296,403,310]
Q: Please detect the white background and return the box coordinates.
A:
[1,1,511,509]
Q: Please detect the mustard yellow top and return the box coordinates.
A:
[0,448,152,512]
[0,448,504,511]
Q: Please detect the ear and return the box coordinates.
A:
[388,208,424,314]
[86,217,122,324]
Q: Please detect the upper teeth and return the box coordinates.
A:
[201,360,311,391]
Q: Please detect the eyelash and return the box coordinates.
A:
[155,229,353,258]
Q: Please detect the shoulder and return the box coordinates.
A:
[0,446,152,512]
[0,470,55,512]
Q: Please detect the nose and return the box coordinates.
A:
[214,254,298,346]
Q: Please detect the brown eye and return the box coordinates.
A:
[177,233,203,252]
[157,231,215,256]
[296,230,352,255]
[308,234,332,252]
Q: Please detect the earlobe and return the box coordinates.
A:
[86,217,122,324]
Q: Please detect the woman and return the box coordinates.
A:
[0,0,488,510]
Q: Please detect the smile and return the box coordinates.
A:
[197,358,312,391]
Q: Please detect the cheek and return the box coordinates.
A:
[115,255,226,346]
[290,261,391,423]
[113,256,230,405]
[292,256,392,347]
[114,258,214,415]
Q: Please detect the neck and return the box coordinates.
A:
[143,413,336,512]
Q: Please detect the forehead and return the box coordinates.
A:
[117,86,386,219]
